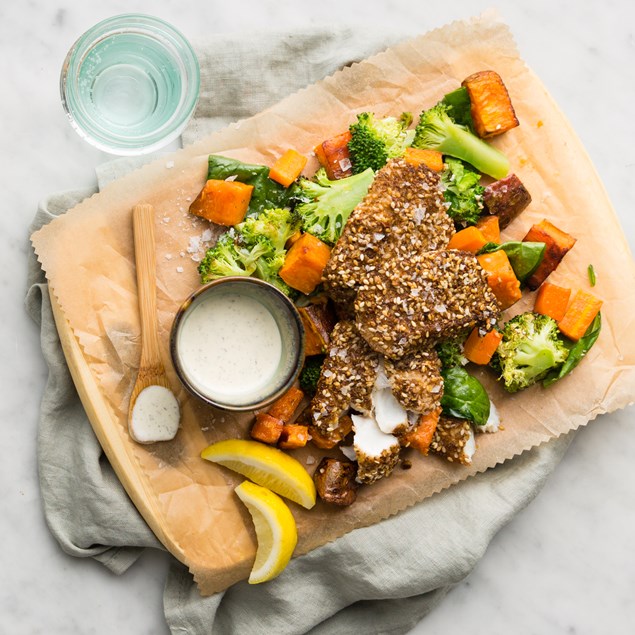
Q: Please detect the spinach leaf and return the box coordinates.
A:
[441,366,490,426]
[478,242,500,253]
[207,155,294,216]
[478,241,546,283]
[542,313,602,387]
[440,87,474,130]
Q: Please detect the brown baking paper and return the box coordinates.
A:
[31,12,635,595]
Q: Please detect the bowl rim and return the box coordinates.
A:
[169,277,305,412]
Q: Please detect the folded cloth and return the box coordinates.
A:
[26,27,573,635]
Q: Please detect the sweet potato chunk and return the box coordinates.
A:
[463,327,503,365]
[475,215,501,243]
[447,226,489,253]
[523,219,577,290]
[269,149,308,187]
[314,131,353,180]
[558,290,603,341]
[477,249,522,310]
[285,230,302,249]
[298,303,337,355]
[268,386,304,423]
[462,70,519,138]
[404,147,444,171]
[279,424,309,449]
[189,179,253,226]
[250,413,284,445]
[534,282,571,322]
[482,174,531,228]
[313,457,359,506]
[399,408,441,455]
[279,233,331,295]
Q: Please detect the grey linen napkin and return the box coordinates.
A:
[26,28,572,635]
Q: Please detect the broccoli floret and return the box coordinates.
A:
[436,335,468,370]
[254,250,294,296]
[494,312,569,393]
[232,208,300,294]
[197,233,269,283]
[441,158,485,227]
[299,355,325,395]
[199,208,299,295]
[237,207,300,252]
[348,112,414,173]
[295,167,374,245]
[439,87,474,130]
[412,103,509,179]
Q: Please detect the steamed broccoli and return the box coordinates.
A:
[197,233,269,283]
[440,158,484,227]
[295,167,374,245]
[435,332,469,370]
[299,355,325,395]
[199,208,300,294]
[254,250,294,296]
[237,207,300,252]
[412,103,509,179]
[439,87,474,130]
[348,111,414,173]
[493,312,569,393]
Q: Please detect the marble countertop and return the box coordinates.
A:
[3,1,634,633]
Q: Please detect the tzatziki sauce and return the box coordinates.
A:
[176,291,284,405]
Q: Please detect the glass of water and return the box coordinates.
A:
[60,14,200,155]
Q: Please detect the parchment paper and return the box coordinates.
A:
[31,12,635,595]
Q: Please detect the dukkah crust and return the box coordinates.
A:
[384,347,444,414]
[322,157,453,308]
[309,321,379,435]
[430,416,474,465]
[355,249,501,359]
[355,445,401,485]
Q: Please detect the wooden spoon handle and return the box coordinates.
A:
[133,204,162,369]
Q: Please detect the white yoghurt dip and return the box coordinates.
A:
[176,291,284,405]
[130,385,180,443]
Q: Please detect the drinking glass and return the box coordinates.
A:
[60,14,200,155]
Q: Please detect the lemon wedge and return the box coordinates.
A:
[235,480,298,584]
[201,439,316,509]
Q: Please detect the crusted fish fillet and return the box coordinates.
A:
[309,321,379,435]
[355,249,500,359]
[323,157,453,311]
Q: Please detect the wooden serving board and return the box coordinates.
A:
[50,288,188,564]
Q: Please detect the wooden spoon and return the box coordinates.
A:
[128,204,179,443]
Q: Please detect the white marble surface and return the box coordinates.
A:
[2,1,634,633]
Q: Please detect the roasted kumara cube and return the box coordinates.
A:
[462,70,519,138]
[523,219,577,290]
[482,174,532,229]
[279,233,331,295]
[250,413,284,445]
[314,131,353,180]
[267,386,305,423]
[278,424,309,449]
[189,179,253,225]
[298,302,337,356]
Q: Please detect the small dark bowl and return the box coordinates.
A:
[170,277,305,412]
